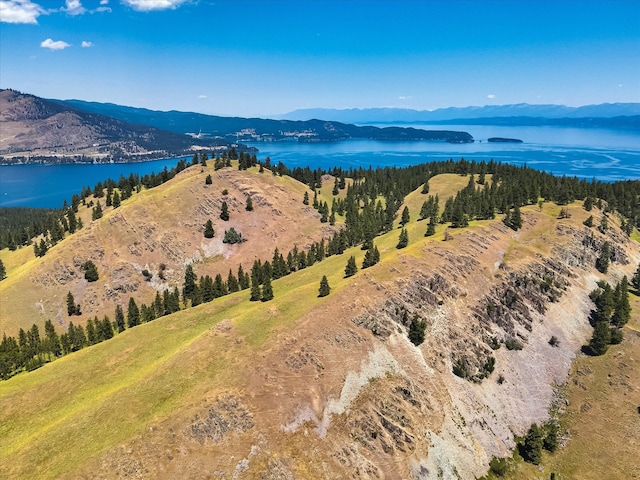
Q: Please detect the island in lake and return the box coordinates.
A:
[487,137,523,143]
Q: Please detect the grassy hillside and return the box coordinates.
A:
[1,167,639,479]
[0,162,327,336]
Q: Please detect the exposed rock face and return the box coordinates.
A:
[72,209,638,480]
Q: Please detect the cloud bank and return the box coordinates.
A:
[0,0,44,24]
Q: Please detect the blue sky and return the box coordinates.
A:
[1,0,639,117]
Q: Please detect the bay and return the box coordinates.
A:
[1,125,638,209]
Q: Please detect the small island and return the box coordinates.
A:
[488,137,523,143]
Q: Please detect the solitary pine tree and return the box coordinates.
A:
[583,215,594,227]
[0,259,6,280]
[344,255,357,278]
[83,261,99,282]
[318,275,331,297]
[66,291,77,316]
[303,191,309,205]
[204,219,215,238]
[220,201,229,221]
[397,228,409,249]
[246,196,254,211]
[205,174,212,185]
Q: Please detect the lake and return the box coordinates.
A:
[1,125,638,209]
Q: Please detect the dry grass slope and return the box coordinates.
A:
[1,171,639,479]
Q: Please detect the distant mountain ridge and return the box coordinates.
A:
[57,99,473,143]
[280,103,640,128]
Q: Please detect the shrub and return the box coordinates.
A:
[223,227,245,244]
[505,337,523,350]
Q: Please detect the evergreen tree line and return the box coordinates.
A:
[288,159,640,233]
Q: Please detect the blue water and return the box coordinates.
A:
[1,125,638,208]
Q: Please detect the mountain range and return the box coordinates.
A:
[280,103,640,127]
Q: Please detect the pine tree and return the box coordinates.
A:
[408,315,426,346]
[421,180,429,194]
[344,255,357,278]
[112,190,121,208]
[44,319,61,357]
[612,277,631,327]
[127,297,140,328]
[261,276,274,301]
[397,228,409,249]
[66,291,77,316]
[511,205,523,230]
[318,275,331,297]
[425,215,437,237]
[596,241,610,273]
[400,206,410,226]
[205,174,212,185]
[82,261,99,282]
[115,305,126,333]
[92,201,103,220]
[583,215,594,227]
[589,320,611,355]
[583,196,594,211]
[250,275,261,301]
[246,196,254,211]
[183,264,197,303]
[227,269,240,293]
[204,219,214,238]
[632,264,640,292]
[220,201,229,221]
[522,424,544,464]
[303,191,309,205]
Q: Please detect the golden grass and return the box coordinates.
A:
[501,295,640,480]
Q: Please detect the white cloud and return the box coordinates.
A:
[81,40,93,47]
[398,96,413,101]
[0,0,44,24]
[487,94,496,99]
[121,0,187,11]
[62,0,85,15]
[41,38,70,50]
[198,95,207,99]
[100,0,108,4]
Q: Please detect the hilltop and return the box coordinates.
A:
[0,89,214,164]
[1,160,639,479]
